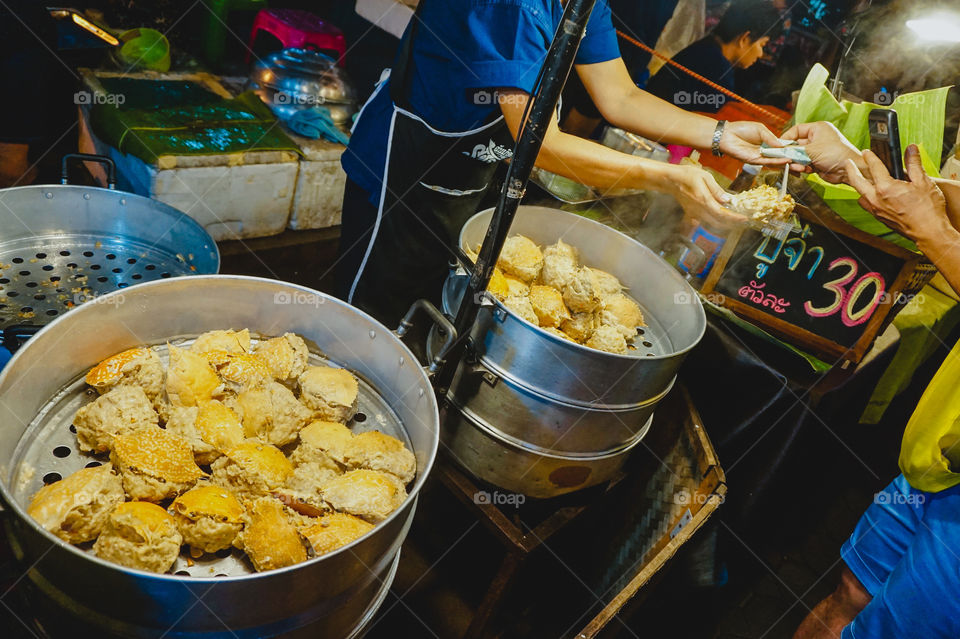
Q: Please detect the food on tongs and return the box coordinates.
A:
[28,330,418,574]
[729,184,796,224]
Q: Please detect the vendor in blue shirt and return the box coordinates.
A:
[337,0,786,324]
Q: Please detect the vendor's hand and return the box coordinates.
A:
[665,164,747,230]
[845,145,951,245]
[781,121,861,183]
[719,121,788,166]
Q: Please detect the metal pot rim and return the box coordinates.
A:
[0,275,438,583]
[449,398,653,460]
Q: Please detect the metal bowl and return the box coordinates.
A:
[247,48,357,126]
[0,275,439,637]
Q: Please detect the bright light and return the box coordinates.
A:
[907,14,960,43]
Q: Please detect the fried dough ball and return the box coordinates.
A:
[282,459,343,512]
[497,235,543,282]
[110,429,205,502]
[292,421,353,466]
[85,347,165,407]
[74,385,159,453]
[254,333,310,382]
[503,294,538,325]
[298,366,359,424]
[586,325,628,355]
[540,240,579,290]
[587,267,623,298]
[486,268,510,301]
[166,345,222,407]
[320,469,407,523]
[598,293,645,339]
[205,351,273,393]
[503,275,530,297]
[171,485,245,553]
[345,431,417,484]
[210,440,293,500]
[235,497,307,572]
[528,285,571,328]
[561,312,597,343]
[27,464,124,544]
[301,512,374,557]
[562,267,601,314]
[190,329,251,355]
[93,502,182,574]
[541,326,573,341]
[237,381,313,446]
[165,400,244,465]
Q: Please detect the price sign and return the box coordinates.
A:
[701,206,926,362]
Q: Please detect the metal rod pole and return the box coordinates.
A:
[434,0,597,391]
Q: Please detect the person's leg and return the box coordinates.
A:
[792,566,871,639]
[794,475,925,639]
[334,178,380,302]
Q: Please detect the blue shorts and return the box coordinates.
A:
[841,474,960,638]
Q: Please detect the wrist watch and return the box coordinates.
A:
[712,120,727,157]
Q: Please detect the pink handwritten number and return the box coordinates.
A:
[803,257,886,325]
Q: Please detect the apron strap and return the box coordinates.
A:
[390,0,426,110]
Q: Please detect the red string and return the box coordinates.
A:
[616,29,789,127]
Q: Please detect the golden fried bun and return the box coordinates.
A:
[561,312,597,343]
[171,485,244,553]
[294,420,354,465]
[301,512,373,557]
[85,347,165,406]
[236,497,307,572]
[598,293,645,338]
[254,333,310,382]
[320,469,407,523]
[210,440,293,500]
[503,275,530,298]
[503,294,538,325]
[528,285,571,328]
[195,400,245,454]
[205,351,273,394]
[237,381,312,447]
[111,429,205,502]
[93,502,183,574]
[345,431,416,484]
[74,385,159,453]
[497,235,543,283]
[539,240,579,290]
[586,325,628,354]
[298,366,359,424]
[166,344,222,407]
[563,267,601,314]
[27,464,124,544]
[541,326,573,341]
[486,268,510,301]
[587,267,623,298]
[190,329,251,354]
[281,459,343,511]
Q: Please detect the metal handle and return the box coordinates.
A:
[61,153,116,189]
[0,325,42,354]
[396,299,457,377]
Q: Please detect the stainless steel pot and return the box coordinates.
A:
[247,48,358,127]
[441,206,705,497]
[0,155,219,334]
[0,275,439,637]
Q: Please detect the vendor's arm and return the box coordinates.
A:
[847,146,960,295]
[575,58,784,164]
[499,91,744,229]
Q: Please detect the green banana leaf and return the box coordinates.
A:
[793,64,952,251]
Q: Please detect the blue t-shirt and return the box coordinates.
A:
[342,0,620,204]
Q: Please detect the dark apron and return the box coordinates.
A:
[344,3,515,326]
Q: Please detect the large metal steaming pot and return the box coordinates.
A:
[0,276,439,638]
[443,206,705,498]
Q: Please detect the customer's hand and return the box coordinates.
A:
[719,120,789,165]
[665,164,747,230]
[846,145,951,245]
[781,121,862,183]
